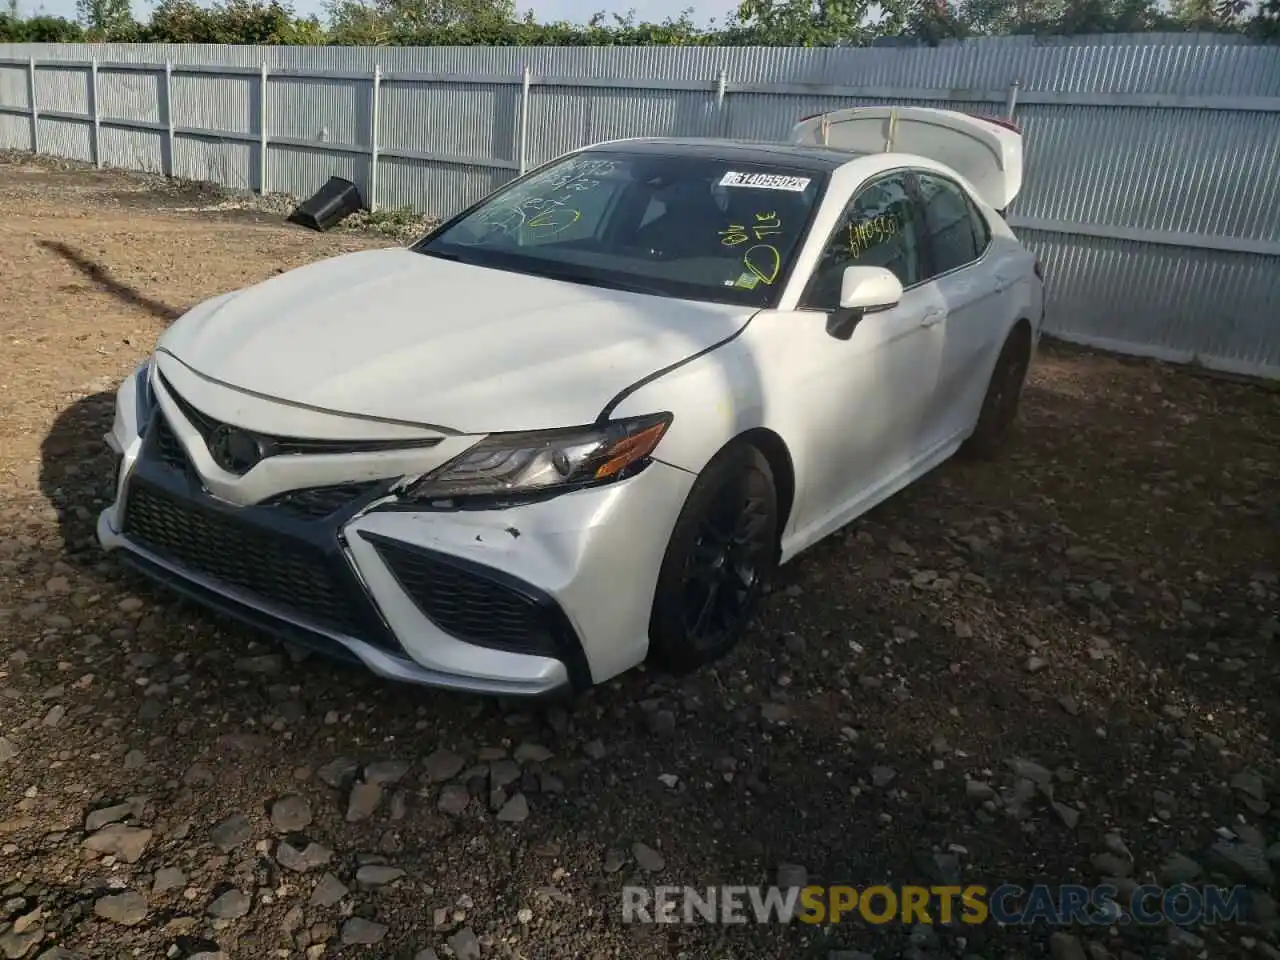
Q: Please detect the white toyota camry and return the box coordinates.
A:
[98,106,1045,697]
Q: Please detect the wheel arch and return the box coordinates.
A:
[688,427,796,551]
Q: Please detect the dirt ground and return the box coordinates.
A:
[0,155,1277,960]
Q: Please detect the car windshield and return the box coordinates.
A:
[414,149,827,307]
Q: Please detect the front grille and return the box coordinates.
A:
[371,538,559,657]
[122,482,382,642]
[157,372,443,457]
[259,483,379,520]
[152,414,190,472]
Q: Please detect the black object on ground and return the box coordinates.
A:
[289,176,364,232]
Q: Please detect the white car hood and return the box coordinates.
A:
[158,248,754,434]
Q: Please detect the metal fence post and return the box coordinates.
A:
[369,65,381,212]
[1005,80,1022,121]
[715,67,728,136]
[517,65,531,175]
[90,58,101,168]
[163,61,175,177]
[27,56,38,155]
[258,61,269,194]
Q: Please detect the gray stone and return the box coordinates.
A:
[346,782,383,822]
[94,891,147,926]
[0,738,16,763]
[965,779,995,801]
[437,785,469,815]
[82,824,152,863]
[277,841,332,873]
[1229,770,1267,802]
[1006,757,1053,786]
[234,654,284,676]
[603,848,626,873]
[1048,932,1087,960]
[497,793,529,823]
[270,795,313,833]
[152,866,187,895]
[1091,853,1131,878]
[447,927,481,960]
[340,918,388,946]
[490,759,521,790]
[1205,840,1274,887]
[1156,853,1202,885]
[647,709,679,734]
[0,928,42,959]
[364,760,411,785]
[209,814,252,852]
[413,951,440,960]
[389,790,408,820]
[310,873,348,907]
[1053,802,1081,829]
[356,865,406,888]
[514,743,553,764]
[776,863,807,888]
[423,748,465,783]
[317,757,360,789]
[632,842,665,873]
[206,889,251,920]
[870,766,896,788]
[84,802,134,832]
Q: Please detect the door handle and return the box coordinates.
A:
[921,310,944,327]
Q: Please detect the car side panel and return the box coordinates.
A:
[610,299,941,556]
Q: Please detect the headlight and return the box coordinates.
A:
[401,413,672,503]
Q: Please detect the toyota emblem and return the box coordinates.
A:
[209,424,266,474]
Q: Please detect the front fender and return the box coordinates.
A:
[609,335,767,477]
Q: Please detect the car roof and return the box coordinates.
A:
[579,137,864,173]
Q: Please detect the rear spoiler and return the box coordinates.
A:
[790,106,1024,211]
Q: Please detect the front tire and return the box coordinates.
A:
[962,323,1032,459]
[647,442,779,674]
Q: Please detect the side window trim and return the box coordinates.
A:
[966,191,992,257]
[912,168,993,282]
[797,167,928,312]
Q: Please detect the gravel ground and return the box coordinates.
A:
[0,155,1277,960]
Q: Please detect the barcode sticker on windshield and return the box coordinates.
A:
[720,171,811,192]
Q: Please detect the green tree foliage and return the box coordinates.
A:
[0,0,1272,51]
[76,0,133,37]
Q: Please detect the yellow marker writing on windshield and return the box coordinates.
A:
[743,244,781,285]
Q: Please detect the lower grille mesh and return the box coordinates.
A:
[123,482,378,641]
[372,538,558,656]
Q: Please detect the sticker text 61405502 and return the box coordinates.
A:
[719,171,811,192]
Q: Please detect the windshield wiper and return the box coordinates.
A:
[416,248,468,264]
[536,268,670,299]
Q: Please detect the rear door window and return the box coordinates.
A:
[916,173,985,278]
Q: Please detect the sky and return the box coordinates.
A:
[27,0,738,27]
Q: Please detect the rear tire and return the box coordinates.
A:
[647,442,779,674]
[962,324,1032,459]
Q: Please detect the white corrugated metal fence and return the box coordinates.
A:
[0,35,1277,377]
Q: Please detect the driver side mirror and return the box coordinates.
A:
[825,266,904,340]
